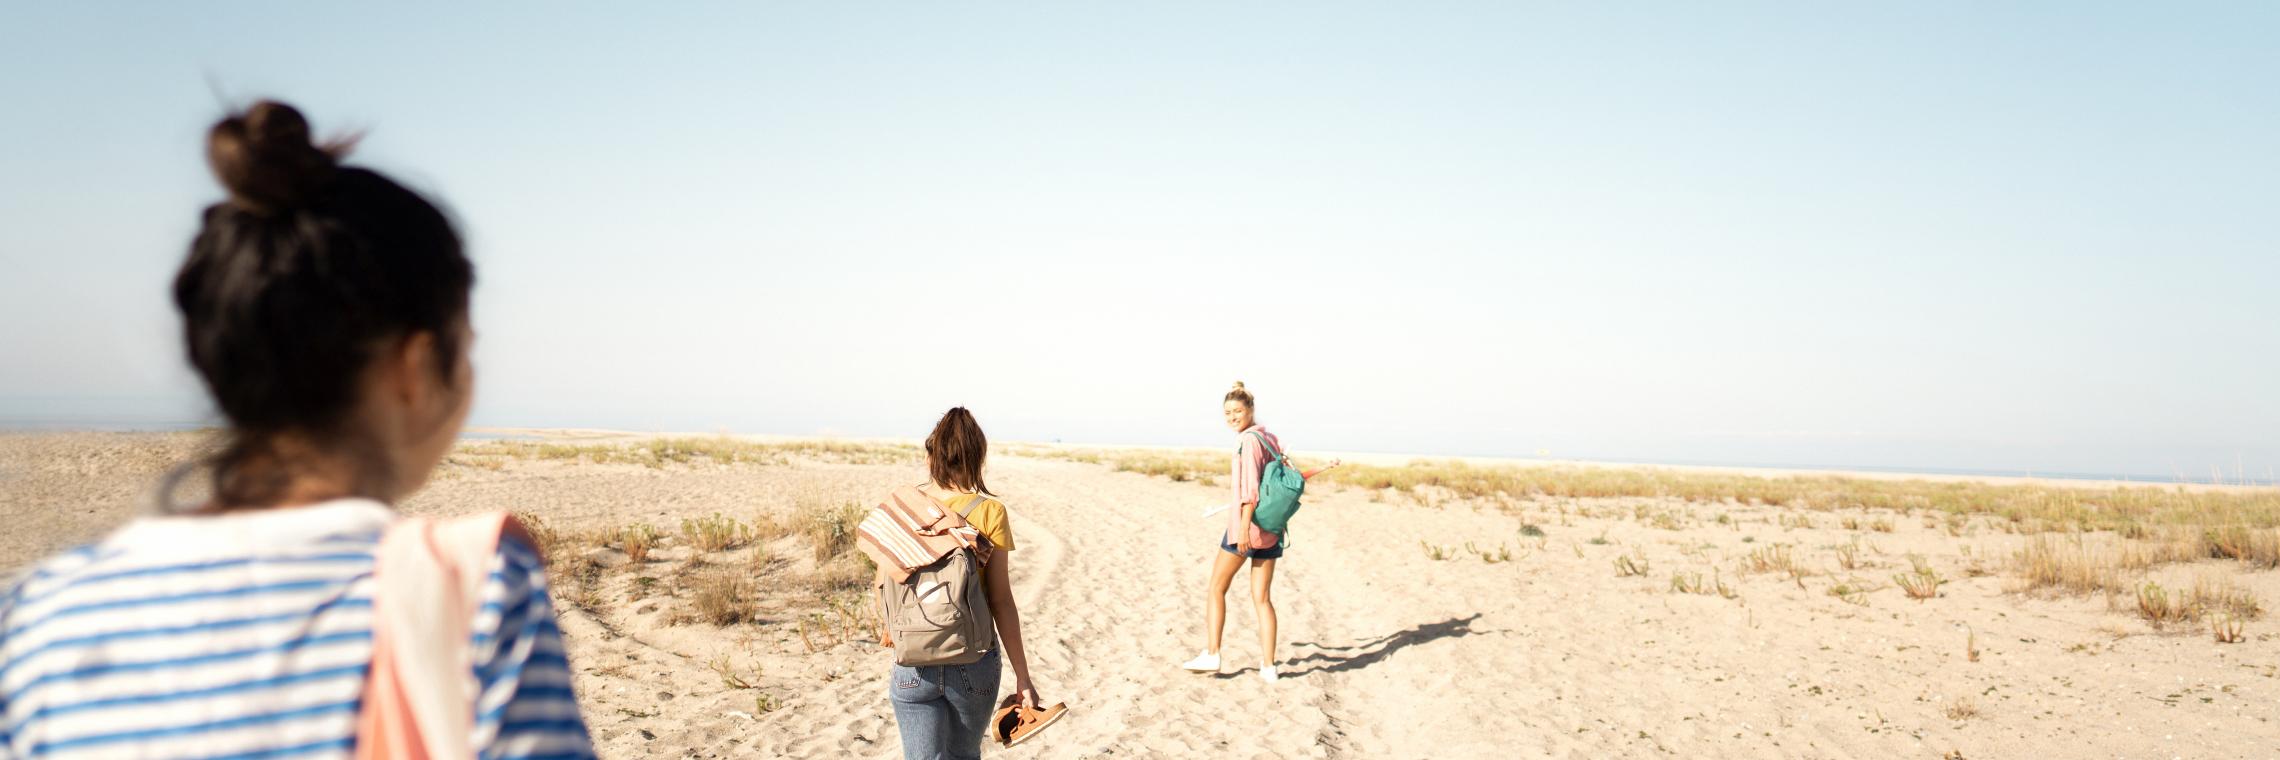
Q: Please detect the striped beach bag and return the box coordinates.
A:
[857,487,997,666]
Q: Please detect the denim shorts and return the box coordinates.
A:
[1220,539,1284,561]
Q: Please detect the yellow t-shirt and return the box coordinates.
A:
[952,493,1016,552]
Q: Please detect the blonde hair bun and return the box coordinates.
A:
[1224,381,1255,408]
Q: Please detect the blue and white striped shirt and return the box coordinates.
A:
[0,500,595,760]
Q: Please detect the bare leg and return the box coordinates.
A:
[1250,558,1278,666]
[1203,549,1245,654]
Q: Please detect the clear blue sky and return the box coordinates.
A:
[2,3,2274,481]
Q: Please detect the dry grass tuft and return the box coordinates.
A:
[800,501,866,564]
[513,512,600,589]
[512,511,559,554]
[2118,575,2264,631]
[796,596,876,653]
[618,523,662,564]
[2014,534,2123,596]
[681,512,750,552]
[1943,697,1980,721]
[681,571,754,626]
[707,653,756,690]
[1827,578,1874,606]
[1670,571,1708,595]
[553,550,606,614]
[825,592,878,642]
[1743,544,1806,581]
[751,512,794,543]
[2188,575,2263,620]
[2136,582,2183,628]
[2203,524,2280,568]
[1895,567,1945,601]
[2212,613,2248,643]
[1614,554,1651,577]
[809,553,875,593]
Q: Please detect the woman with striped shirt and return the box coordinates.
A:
[1181,382,1338,684]
[0,101,594,760]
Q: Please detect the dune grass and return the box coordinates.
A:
[1011,446,2279,545]
[454,436,919,469]
[1316,460,2280,533]
[1304,456,2279,595]
[1014,446,1227,486]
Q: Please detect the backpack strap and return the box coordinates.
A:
[953,494,996,566]
[1247,430,1284,461]
[953,493,986,519]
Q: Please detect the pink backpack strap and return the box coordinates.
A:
[357,512,534,760]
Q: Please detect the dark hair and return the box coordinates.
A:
[924,407,991,495]
[174,100,473,506]
[1224,380,1254,410]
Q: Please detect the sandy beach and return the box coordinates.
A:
[4,430,2276,759]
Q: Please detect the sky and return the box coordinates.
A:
[1,3,2275,481]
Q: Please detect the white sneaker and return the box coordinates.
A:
[1260,663,1279,683]
[1181,651,1221,673]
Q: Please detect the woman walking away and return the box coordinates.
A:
[0,101,594,759]
[1183,382,1339,683]
[877,408,1063,758]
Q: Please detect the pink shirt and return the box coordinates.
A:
[1226,425,1283,546]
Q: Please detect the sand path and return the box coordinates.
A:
[753,457,1544,759]
[691,456,1528,759]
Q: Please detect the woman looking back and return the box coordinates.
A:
[1182,381,1338,683]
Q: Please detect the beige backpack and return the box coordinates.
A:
[878,494,997,667]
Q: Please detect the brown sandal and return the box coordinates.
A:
[990,694,1069,748]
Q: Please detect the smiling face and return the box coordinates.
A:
[1223,398,1253,432]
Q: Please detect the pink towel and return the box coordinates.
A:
[357,512,534,760]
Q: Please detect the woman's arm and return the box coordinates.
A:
[1234,501,1257,556]
[1298,458,1344,480]
[984,551,1041,708]
[875,567,893,647]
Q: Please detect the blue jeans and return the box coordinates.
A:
[889,647,1002,760]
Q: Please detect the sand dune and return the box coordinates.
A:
[4,431,2276,759]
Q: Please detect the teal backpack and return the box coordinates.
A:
[1247,431,1307,546]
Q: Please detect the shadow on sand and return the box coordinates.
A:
[1216,613,1493,680]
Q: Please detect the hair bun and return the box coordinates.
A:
[1232,381,1245,391]
[207,100,343,214]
